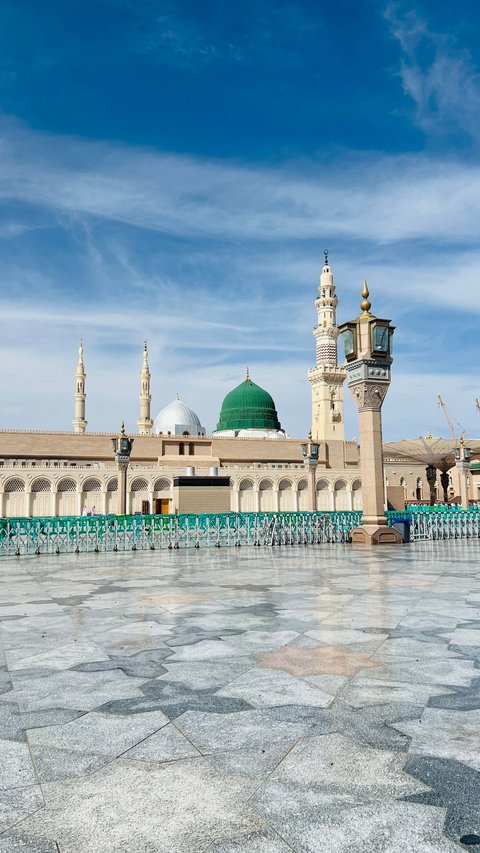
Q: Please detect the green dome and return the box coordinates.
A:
[216,377,282,432]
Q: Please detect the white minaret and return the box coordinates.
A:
[137,340,153,435]
[308,251,346,441]
[73,338,87,434]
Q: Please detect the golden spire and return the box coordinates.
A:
[246,367,250,381]
[360,278,372,315]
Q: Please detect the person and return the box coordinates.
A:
[82,505,88,517]
[91,506,96,516]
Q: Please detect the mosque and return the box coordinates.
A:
[0,256,476,518]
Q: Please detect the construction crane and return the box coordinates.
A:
[437,395,465,441]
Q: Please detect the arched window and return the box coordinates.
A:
[131,478,149,492]
[57,478,76,492]
[82,478,101,492]
[297,479,308,491]
[32,478,51,493]
[5,478,25,492]
[259,479,273,491]
[189,442,194,456]
[154,478,170,492]
[107,478,118,492]
[179,443,185,456]
[278,479,293,491]
[239,479,254,491]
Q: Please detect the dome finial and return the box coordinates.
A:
[246,367,250,381]
[176,391,180,400]
[360,278,372,315]
[323,248,329,267]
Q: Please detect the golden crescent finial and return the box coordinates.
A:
[360,278,372,315]
[246,367,250,381]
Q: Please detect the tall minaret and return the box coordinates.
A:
[308,251,346,441]
[73,339,87,434]
[137,340,153,435]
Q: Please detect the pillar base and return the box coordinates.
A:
[350,524,403,545]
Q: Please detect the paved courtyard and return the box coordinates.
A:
[0,541,479,852]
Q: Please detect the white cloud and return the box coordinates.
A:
[1,118,480,246]
[0,118,478,439]
[385,3,480,140]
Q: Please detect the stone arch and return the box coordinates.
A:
[105,477,118,514]
[316,479,331,511]
[57,478,77,517]
[131,478,149,492]
[259,478,274,511]
[416,477,423,500]
[333,479,349,511]
[31,478,52,518]
[130,477,150,514]
[352,479,362,511]
[4,478,25,492]
[3,477,25,518]
[31,478,51,492]
[278,478,295,511]
[81,477,102,517]
[297,478,309,511]
[154,478,171,492]
[238,478,255,512]
[57,478,76,492]
[82,478,102,492]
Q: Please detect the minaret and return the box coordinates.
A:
[73,339,87,434]
[308,251,346,441]
[137,340,153,435]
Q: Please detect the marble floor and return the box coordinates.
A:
[0,541,479,852]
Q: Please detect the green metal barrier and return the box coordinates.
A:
[0,510,363,557]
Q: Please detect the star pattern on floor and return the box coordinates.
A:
[257,644,378,676]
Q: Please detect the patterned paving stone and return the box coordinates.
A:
[403,756,480,847]
[0,541,479,851]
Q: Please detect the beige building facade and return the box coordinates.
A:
[0,257,476,518]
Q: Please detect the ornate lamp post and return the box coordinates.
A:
[338,281,402,544]
[455,438,471,510]
[111,422,134,515]
[301,436,320,511]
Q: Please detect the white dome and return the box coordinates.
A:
[154,397,205,436]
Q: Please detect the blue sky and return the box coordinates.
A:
[0,0,479,439]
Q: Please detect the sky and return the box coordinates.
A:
[0,0,479,440]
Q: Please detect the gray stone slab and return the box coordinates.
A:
[0,836,58,852]
[175,709,310,754]
[253,800,464,853]
[394,708,480,771]
[13,757,268,852]
[0,785,44,834]
[27,709,169,756]
[5,669,148,712]
[217,667,334,708]
[30,745,113,782]
[6,640,109,671]
[155,659,255,690]
[0,740,37,790]
[124,723,200,762]
[206,832,293,852]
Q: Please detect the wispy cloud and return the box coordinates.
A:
[0,117,479,438]
[1,118,480,247]
[385,3,480,141]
